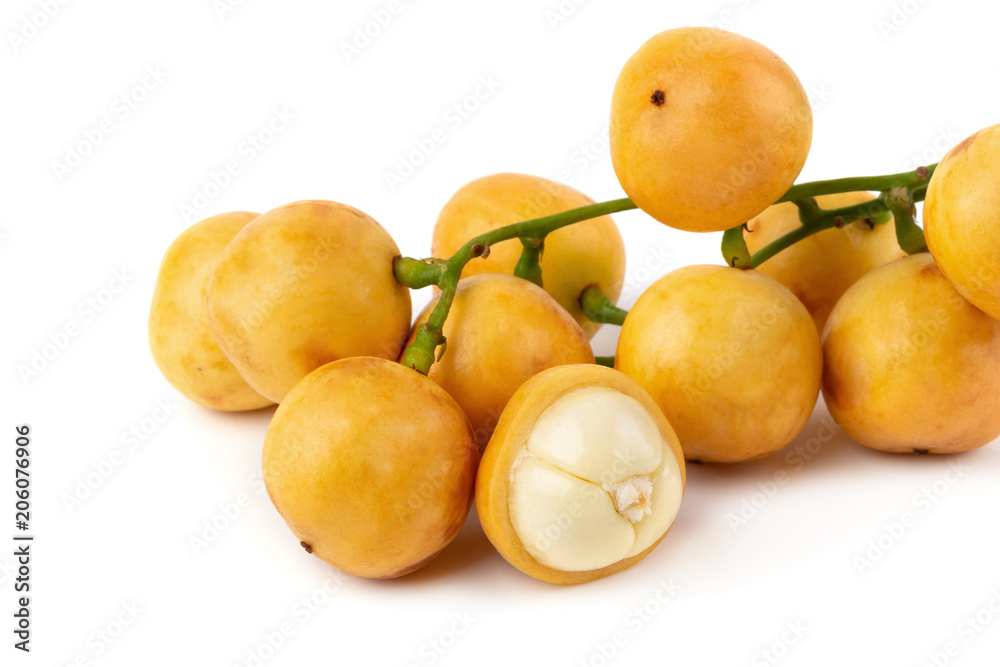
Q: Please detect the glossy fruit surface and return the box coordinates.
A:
[822,253,1000,453]
[924,124,1000,319]
[149,211,273,411]
[207,200,412,403]
[476,365,685,584]
[744,192,905,331]
[610,27,812,232]
[404,274,594,448]
[262,357,478,579]
[616,265,822,462]
[432,173,625,337]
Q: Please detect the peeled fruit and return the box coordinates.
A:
[616,265,822,463]
[404,274,594,448]
[148,211,273,411]
[924,124,1000,319]
[207,200,412,403]
[432,173,625,338]
[262,357,478,579]
[744,192,905,331]
[476,365,685,584]
[610,27,812,232]
[822,253,1000,454]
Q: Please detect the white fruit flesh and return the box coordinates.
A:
[507,387,683,571]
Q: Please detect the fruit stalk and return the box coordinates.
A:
[749,164,935,268]
[580,285,629,326]
[395,165,939,371]
[886,187,928,254]
[513,238,545,287]
[395,198,635,373]
[721,225,752,269]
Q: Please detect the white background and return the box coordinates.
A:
[3,0,1000,665]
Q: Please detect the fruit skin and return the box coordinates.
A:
[616,265,822,463]
[207,200,412,403]
[262,357,478,579]
[924,124,1000,319]
[476,364,685,584]
[610,27,812,233]
[822,253,1000,454]
[744,192,905,331]
[403,274,594,448]
[432,173,625,338]
[148,211,273,411]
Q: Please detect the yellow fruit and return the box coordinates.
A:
[404,274,594,448]
[744,192,905,331]
[924,124,1000,319]
[207,200,412,403]
[476,365,685,584]
[616,265,822,463]
[262,357,478,579]
[610,27,812,232]
[432,173,625,338]
[148,211,273,411]
[822,253,1000,453]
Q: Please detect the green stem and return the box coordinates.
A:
[750,165,934,268]
[513,238,545,287]
[394,164,939,371]
[886,187,928,254]
[580,285,629,326]
[776,164,936,203]
[721,225,752,269]
[595,356,616,368]
[395,198,636,373]
[392,257,444,289]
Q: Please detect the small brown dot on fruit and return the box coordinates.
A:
[913,448,930,455]
[863,218,875,230]
[300,541,313,553]
[650,90,665,106]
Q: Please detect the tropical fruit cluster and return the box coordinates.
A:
[149,27,1000,583]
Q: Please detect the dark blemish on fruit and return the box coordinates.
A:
[950,133,978,157]
[912,448,930,455]
[863,218,875,230]
[687,458,703,465]
[650,90,665,106]
[300,541,313,553]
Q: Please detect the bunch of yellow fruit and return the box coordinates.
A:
[149,27,1000,584]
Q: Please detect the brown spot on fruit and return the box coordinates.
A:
[650,90,665,106]
[918,262,941,279]
[300,541,313,553]
[949,132,979,158]
[913,448,930,455]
